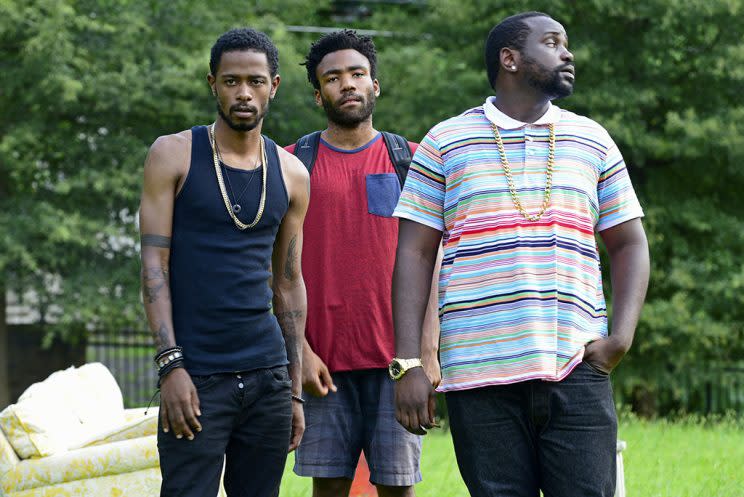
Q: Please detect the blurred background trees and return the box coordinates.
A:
[2,0,742,415]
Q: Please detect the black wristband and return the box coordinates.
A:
[291,394,305,404]
[155,346,183,370]
[157,358,184,378]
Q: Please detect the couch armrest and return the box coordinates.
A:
[3,435,158,494]
[124,407,159,423]
[73,409,159,449]
[0,428,20,479]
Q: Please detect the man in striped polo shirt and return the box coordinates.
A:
[389,11,649,497]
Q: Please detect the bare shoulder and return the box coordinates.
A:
[145,130,192,177]
[276,146,310,196]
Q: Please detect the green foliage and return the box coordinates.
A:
[2,0,742,414]
[0,0,329,339]
[277,416,744,497]
[366,0,744,414]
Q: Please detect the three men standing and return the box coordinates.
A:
[287,30,440,497]
[140,12,648,497]
[139,28,309,497]
[392,11,649,497]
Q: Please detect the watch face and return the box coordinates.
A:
[388,360,403,379]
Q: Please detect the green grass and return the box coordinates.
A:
[279,414,744,497]
[619,413,744,497]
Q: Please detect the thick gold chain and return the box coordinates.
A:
[209,123,267,230]
[492,123,555,222]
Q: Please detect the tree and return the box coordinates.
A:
[0,0,328,339]
[2,0,742,414]
[364,0,744,413]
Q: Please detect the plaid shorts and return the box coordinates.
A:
[294,368,422,486]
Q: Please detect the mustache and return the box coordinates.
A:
[230,104,258,113]
[336,93,364,105]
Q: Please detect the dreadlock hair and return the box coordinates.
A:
[484,12,551,90]
[303,29,377,90]
[210,28,279,77]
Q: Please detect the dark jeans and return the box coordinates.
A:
[446,362,617,497]
[158,366,293,497]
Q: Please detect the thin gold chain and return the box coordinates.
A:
[209,123,267,230]
[492,123,555,222]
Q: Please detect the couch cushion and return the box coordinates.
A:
[0,428,20,479]
[66,363,125,434]
[8,467,162,497]
[0,363,125,459]
[1,435,158,493]
[0,369,83,459]
[76,409,158,449]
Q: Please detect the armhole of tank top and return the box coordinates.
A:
[175,128,197,199]
[270,138,290,206]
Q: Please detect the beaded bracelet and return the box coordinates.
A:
[156,358,185,388]
[155,346,183,370]
[291,394,305,404]
[158,358,184,378]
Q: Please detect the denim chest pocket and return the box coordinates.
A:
[365,173,401,218]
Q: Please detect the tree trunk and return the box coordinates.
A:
[0,277,9,408]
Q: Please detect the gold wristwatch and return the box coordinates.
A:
[388,357,423,381]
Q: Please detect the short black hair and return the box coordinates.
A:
[210,28,279,77]
[484,12,551,89]
[303,29,377,90]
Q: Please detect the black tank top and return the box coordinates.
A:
[169,125,289,374]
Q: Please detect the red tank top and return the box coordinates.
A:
[287,134,417,372]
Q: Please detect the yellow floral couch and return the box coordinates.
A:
[0,363,161,497]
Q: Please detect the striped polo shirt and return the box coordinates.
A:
[393,97,643,392]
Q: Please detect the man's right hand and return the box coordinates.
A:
[394,367,436,435]
[301,344,337,397]
[159,367,202,440]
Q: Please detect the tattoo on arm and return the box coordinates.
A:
[141,234,171,248]
[283,235,298,281]
[142,266,169,304]
[154,322,174,350]
[276,310,304,364]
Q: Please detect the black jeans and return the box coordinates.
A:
[446,361,617,497]
[158,366,293,497]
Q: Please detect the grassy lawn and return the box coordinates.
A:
[619,414,744,496]
[279,414,744,497]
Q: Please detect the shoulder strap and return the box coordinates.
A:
[381,131,413,187]
[292,131,322,174]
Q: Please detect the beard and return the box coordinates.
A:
[216,98,270,132]
[522,56,575,100]
[321,88,376,128]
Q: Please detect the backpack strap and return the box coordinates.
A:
[292,131,323,174]
[381,131,413,187]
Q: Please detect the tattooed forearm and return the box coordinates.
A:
[284,331,301,366]
[154,322,175,351]
[142,266,169,304]
[275,310,303,334]
[283,235,298,281]
[141,234,171,248]
[276,310,304,365]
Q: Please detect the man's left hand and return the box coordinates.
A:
[288,400,305,452]
[583,335,631,374]
[423,352,442,388]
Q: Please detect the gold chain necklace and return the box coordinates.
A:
[492,123,555,222]
[209,123,267,230]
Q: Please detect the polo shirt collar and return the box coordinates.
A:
[483,96,561,129]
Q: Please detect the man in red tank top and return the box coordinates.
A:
[286,30,440,497]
